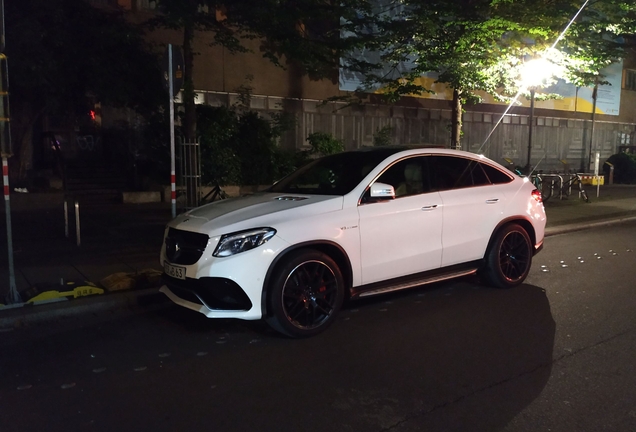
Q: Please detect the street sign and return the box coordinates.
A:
[163,45,184,96]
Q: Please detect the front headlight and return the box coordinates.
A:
[213,228,277,257]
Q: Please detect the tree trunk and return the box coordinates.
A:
[183,23,196,142]
[451,89,462,150]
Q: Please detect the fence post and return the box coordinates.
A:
[74,200,80,247]
[64,200,69,238]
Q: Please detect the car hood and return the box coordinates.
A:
[169,192,344,235]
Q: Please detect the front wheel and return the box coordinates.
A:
[480,224,533,289]
[266,249,345,338]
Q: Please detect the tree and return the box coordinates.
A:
[553,0,636,88]
[5,0,164,177]
[148,1,244,143]
[149,0,374,142]
[340,0,636,150]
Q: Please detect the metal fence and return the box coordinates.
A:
[178,138,201,211]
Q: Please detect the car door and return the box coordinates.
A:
[431,155,511,267]
[357,156,443,285]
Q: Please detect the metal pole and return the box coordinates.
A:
[587,78,598,171]
[74,200,80,247]
[3,156,20,303]
[64,200,68,238]
[1,0,20,304]
[169,44,176,219]
[526,88,535,174]
[197,137,201,207]
[595,152,600,198]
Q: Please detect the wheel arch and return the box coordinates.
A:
[485,217,537,258]
[260,241,354,318]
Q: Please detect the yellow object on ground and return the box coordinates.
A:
[26,284,104,303]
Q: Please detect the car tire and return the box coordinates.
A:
[266,249,345,338]
[481,223,533,289]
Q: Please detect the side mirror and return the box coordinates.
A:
[370,182,395,199]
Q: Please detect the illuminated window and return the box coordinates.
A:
[619,132,631,145]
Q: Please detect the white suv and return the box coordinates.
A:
[160,147,546,337]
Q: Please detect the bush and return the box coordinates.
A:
[605,152,636,184]
[373,125,393,147]
[196,105,297,186]
[197,105,241,186]
[234,111,278,185]
[306,132,344,156]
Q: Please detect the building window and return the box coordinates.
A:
[624,69,636,91]
[619,132,631,145]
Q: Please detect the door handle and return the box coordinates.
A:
[422,204,438,211]
[486,198,499,204]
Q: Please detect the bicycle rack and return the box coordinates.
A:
[532,173,589,203]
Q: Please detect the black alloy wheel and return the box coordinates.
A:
[481,223,533,288]
[267,249,344,337]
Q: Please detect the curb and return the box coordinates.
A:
[2,214,635,330]
[545,215,636,237]
[0,286,169,330]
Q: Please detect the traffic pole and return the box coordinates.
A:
[2,156,20,304]
[169,44,176,219]
[0,44,20,303]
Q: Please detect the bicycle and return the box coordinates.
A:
[201,183,228,203]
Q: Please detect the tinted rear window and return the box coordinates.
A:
[431,156,490,190]
[481,163,513,184]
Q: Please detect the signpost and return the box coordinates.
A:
[163,44,184,219]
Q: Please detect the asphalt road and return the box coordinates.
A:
[1,221,636,432]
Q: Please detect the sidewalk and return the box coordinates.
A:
[1,184,635,328]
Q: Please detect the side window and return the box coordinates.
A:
[481,163,513,184]
[431,156,491,191]
[362,157,430,202]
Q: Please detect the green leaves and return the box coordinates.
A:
[344,0,635,99]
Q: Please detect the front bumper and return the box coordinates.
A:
[159,234,290,320]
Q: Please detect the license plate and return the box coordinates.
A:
[164,261,186,280]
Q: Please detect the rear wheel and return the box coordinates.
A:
[481,224,532,288]
[266,249,344,338]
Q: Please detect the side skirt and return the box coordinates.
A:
[350,260,482,299]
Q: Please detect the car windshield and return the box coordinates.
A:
[269,149,401,195]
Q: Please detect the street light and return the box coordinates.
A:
[519,56,562,174]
